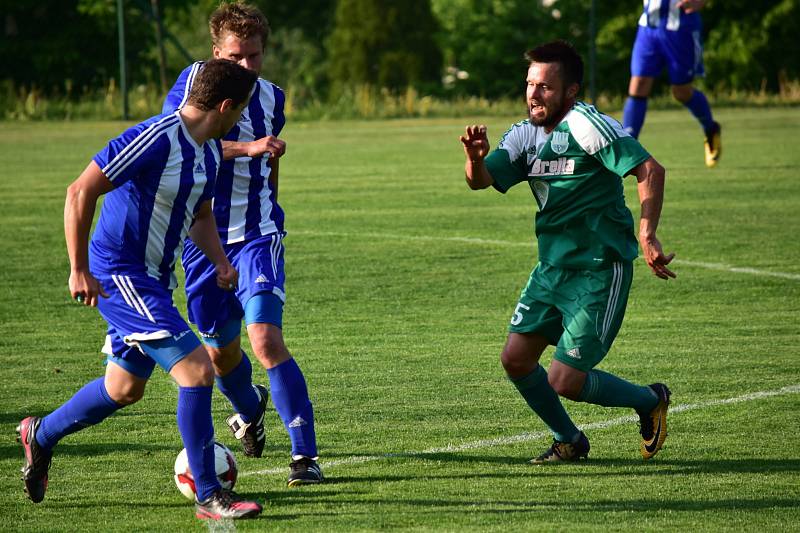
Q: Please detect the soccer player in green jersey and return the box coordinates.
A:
[460,40,676,462]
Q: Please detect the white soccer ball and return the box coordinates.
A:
[174,441,238,500]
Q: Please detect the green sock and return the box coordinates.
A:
[577,369,658,413]
[510,365,580,443]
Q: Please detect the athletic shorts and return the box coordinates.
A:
[183,232,286,337]
[631,26,705,85]
[508,261,633,372]
[95,270,201,377]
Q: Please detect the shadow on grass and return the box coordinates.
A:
[264,495,800,521]
[0,440,175,461]
[315,450,800,475]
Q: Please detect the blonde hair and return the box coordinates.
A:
[209,2,270,50]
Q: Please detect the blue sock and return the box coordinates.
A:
[622,96,648,138]
[176,386,218,501]
[510,366,580,443]
[683,89,715,132]
[215,351,259,423]
[36,377,122,450]
[577,369,658,413]
[267,358,318,458]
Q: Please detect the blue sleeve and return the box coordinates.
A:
[162,62,204,114]
[92,115,171,187]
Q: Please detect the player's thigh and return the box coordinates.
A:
[552,262,633,373]
[183,239,243,340]
[662,29,705,85]
[97,271,203,375]
[168,344,214,387]
[631,26,665,78]
[104,356,149,405]
[508,263,563,341]
[236,233,287,311]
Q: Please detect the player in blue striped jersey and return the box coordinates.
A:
[17,60,263,520]
[163,3,322,486]
[623,0,721,167]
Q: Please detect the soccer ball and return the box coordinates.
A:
[174,441,238,500]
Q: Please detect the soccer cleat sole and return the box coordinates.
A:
[195,506,262,520]
[287,476,323,487]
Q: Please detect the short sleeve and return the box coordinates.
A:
[484,148,527,193]
[162,62,204,114]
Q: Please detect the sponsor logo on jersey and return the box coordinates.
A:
[194,162,205,174]
[528,157,575,177]
[550,131,570,154]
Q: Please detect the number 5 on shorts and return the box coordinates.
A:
[510,302,531,326]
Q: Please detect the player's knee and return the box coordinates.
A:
[107,380,146,405]
[205,343,241,376]
[500,349,529,376]
[249,326,290,367]
[671,84,693,103]
[548,372,582,400]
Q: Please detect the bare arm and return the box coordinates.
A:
[631,156,676,280]
[677,0,705,14]
[459,125,494,190]
[221,136,286,161]
[188,200,238,290]
[64,161,113,306]
[269,157,279,200]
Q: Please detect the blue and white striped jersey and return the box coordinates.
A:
[90,111,220,289]
[163,62,286,244]
[638,0,701,31]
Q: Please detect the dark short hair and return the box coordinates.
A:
[524,40,584,90]
[186,59,257,111]
[209,2,270,50]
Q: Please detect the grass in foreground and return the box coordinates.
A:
[0,107,798,531]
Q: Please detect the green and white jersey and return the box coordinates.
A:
[485,101,650,269]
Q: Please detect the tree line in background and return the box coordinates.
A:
[2,0,798,118]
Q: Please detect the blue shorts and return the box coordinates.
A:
[631,26,704,85]
[95,270,201,377]
[183,232,286,339]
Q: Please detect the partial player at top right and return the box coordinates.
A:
[622,0,722,167]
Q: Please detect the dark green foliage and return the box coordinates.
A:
[327,0,442,93]
[0,0,798,105]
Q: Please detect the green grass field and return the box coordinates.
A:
[1,107,799,531]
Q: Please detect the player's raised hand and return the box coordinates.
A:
[460,125,490,163]
[69,268,109,307]
[249,135,286,159]
[640,235,676,280]
[215,261,239,291]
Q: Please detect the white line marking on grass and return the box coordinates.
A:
[293,230,800,281]
[242,384,800,477]
[672,259,800,281]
